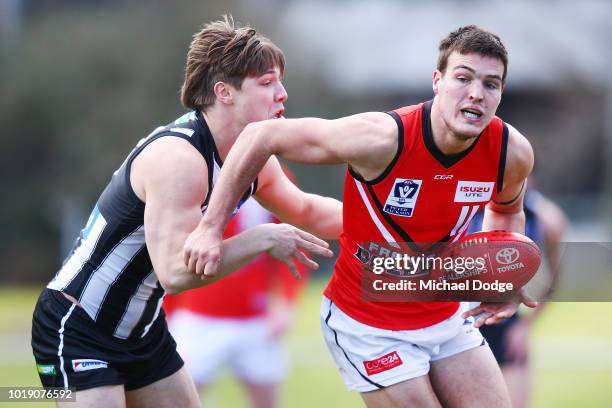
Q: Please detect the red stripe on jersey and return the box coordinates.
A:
[325,101,507,330]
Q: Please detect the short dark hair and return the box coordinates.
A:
[437,25,508,82]
[181,15,285,111]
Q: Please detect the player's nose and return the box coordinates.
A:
[276,82,288,103]
[468,82,484,101]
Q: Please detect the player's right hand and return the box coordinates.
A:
[261,223,334,279]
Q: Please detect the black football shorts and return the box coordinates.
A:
[31,288,183,391]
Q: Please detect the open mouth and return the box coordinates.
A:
[460,108,483,121]
[272,109,285,119]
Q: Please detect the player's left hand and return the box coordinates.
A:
[461,289,538,328]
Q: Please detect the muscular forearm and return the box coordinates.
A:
[162,225,272,294]
[200,124,272,233]
[481,207,525,234]
[296,193,342,239]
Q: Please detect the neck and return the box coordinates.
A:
[201,105,245,161]
[430,97,477,155]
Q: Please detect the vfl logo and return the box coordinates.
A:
[72,359,108,372]
[454,181,495,203]
[363,351,403,376]
[383,179,422,217]
[495,248,520,265]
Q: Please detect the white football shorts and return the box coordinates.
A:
[320,297,484,392]
[168,310,287,386]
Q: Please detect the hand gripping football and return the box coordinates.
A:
[436,231,542,301]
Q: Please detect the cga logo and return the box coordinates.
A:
[495,248,520,265]
[72,359,108,372]
[363,351,403,376]
[383,178,423,217]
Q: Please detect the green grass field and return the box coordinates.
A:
[1,281,611,407]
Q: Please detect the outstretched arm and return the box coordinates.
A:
[184,113,399,276]
[133,137,331,294]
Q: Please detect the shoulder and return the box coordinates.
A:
[347,111,398,133]
[503,123,534,186]
[132,136,209,202]
[140,136,206,175]
[339,111,399,154]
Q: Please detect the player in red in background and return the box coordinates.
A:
[164,168,307,408]
[184,25,538,407]
[469,184,568,408]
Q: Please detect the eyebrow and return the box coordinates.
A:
[454,65,503,82]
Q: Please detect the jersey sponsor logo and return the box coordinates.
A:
[72,359,108,372]
[383,179,422,217]
[454,181,495,203]
[363,351,403,376]
[434,174,453,180]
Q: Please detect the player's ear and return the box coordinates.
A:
[213,81,233,105]
[432,70,442,95]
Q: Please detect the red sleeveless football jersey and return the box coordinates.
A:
[324,100,508,330]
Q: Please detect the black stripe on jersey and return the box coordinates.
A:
[497,123,509,193]
[94,245,153,335]
[201,149,216,210]
[428,235,451,251]
[64,223,141,298]
[324,305,384,390]
[347,111,405,185]
[422,100,482,169]
[364,185,421,252]
[130,283,164,339]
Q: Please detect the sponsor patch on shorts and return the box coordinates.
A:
[363,351,403,376]
[37,364,57,376]
[72,359,108,372]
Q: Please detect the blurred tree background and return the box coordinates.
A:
[1,0,610,283]
[1,0,245,281]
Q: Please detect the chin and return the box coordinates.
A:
[452,125,482,140]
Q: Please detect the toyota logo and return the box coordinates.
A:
[495,248,519,265]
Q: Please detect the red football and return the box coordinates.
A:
[435,230,542,301]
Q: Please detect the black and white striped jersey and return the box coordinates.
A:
[48,110,258,340]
